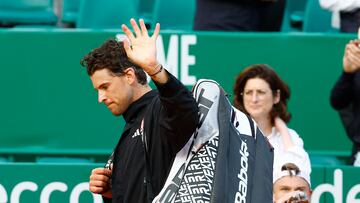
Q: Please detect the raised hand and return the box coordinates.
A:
[274,117,288,134]
[121,18,160,74]
[275,191,309,203]
[343,40,360,73]
[274,117,294,151]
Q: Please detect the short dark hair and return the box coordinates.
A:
[80,39,147,85]
[281,163,300,176]
[233,64,291,124]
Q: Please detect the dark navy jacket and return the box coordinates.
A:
[105,72,199,203]
[331,71,360,163]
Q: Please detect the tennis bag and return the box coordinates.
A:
[152,79,274,203]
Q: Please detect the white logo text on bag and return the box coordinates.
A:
[235,141,249,203]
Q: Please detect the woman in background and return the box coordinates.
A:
[233,64,311,174]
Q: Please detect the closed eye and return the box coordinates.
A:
[295,187,307,192]
[280,186,291,192]
[244,90,253,95]
[98,83,109,91]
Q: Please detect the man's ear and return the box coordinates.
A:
[123,67,136,84]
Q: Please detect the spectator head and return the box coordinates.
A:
[233,64,291,125]
[80,39,148,116]
[273,162,312,203]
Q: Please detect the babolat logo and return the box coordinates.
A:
[159,164,186,202]
[197,88,214,128]
[235,141,249,203]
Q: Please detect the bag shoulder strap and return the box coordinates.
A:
[246,114,256,138]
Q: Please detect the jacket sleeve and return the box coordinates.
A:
[330,72,360,145]
[153,71,199,153]
[330,72,355,110]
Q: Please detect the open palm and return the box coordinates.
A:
[122,19,160,73]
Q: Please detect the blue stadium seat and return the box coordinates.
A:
[281,0,308,32]
[76,0,138,29]
[0,157,8,162]
[0,0,57,26]
[151,0,195,30]
[62,0,81,25]
[303,0,337,32]
[137,0,156,26]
